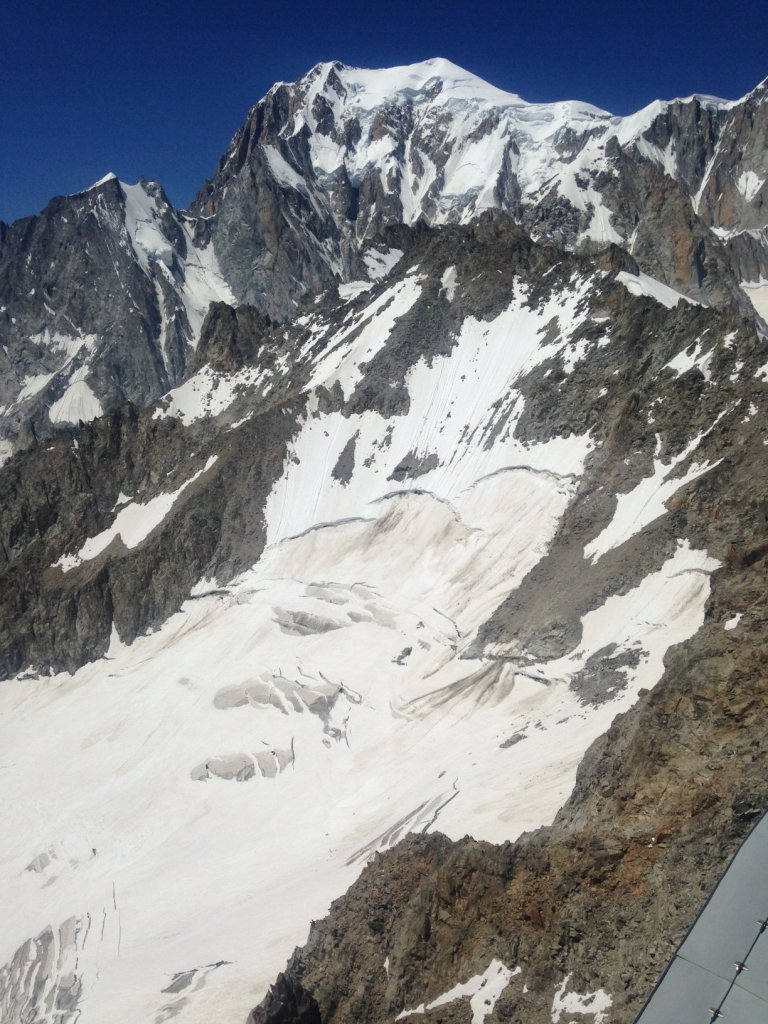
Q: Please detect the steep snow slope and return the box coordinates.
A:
[119,179,235,347]
[1,232,742,1024]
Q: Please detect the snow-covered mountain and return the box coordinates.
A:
[193,58,768,317]
[3,59,768,459]
[2,216,767,1024]
[0,175,233,456]
[1,59,768,1024]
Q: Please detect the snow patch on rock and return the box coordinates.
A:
[585,426,722,563]
[551,974,612,1023]
[617,270,701,309]
[54,456,217,570]
[397,959,520,1024]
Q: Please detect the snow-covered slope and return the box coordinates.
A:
[3,223,759,1024]
[268,58,618,238]
[119,179,235,347]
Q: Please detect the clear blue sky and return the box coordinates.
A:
[2,0,766,224]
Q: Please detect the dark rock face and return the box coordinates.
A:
[191,303,277,374]
[249,976,323,1024]
[0,176,233,454]
[0,178,164,445]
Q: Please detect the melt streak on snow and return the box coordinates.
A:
[267,271,599,547]
[0,273,721,1024]
[48,367,103,425]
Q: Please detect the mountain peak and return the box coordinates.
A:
[84,171,118,192]
[301,56,526,109]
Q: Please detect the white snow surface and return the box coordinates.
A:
[363,247,404,281]
[397,959,520,1024]
[153,364,267,425]
[85,172,118,191]
[54,457,217,571]
[736,170,765,203]
[551,974,612,1023]
[1,273,722,1024]
[441,265,458,301]
[16,370,55,403]
[741,279,768,323]
[48,367,103,425]
[337,280,373,301]
[616,271,700,309]
[122,182,176,271]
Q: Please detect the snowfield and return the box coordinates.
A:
[0,268,722,1024]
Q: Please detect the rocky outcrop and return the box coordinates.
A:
[190,303,278,374]
[0,306,304,677]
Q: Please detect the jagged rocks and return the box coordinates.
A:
[0,390,305,677]
[0,176,234,455]
[191,303,279,375]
